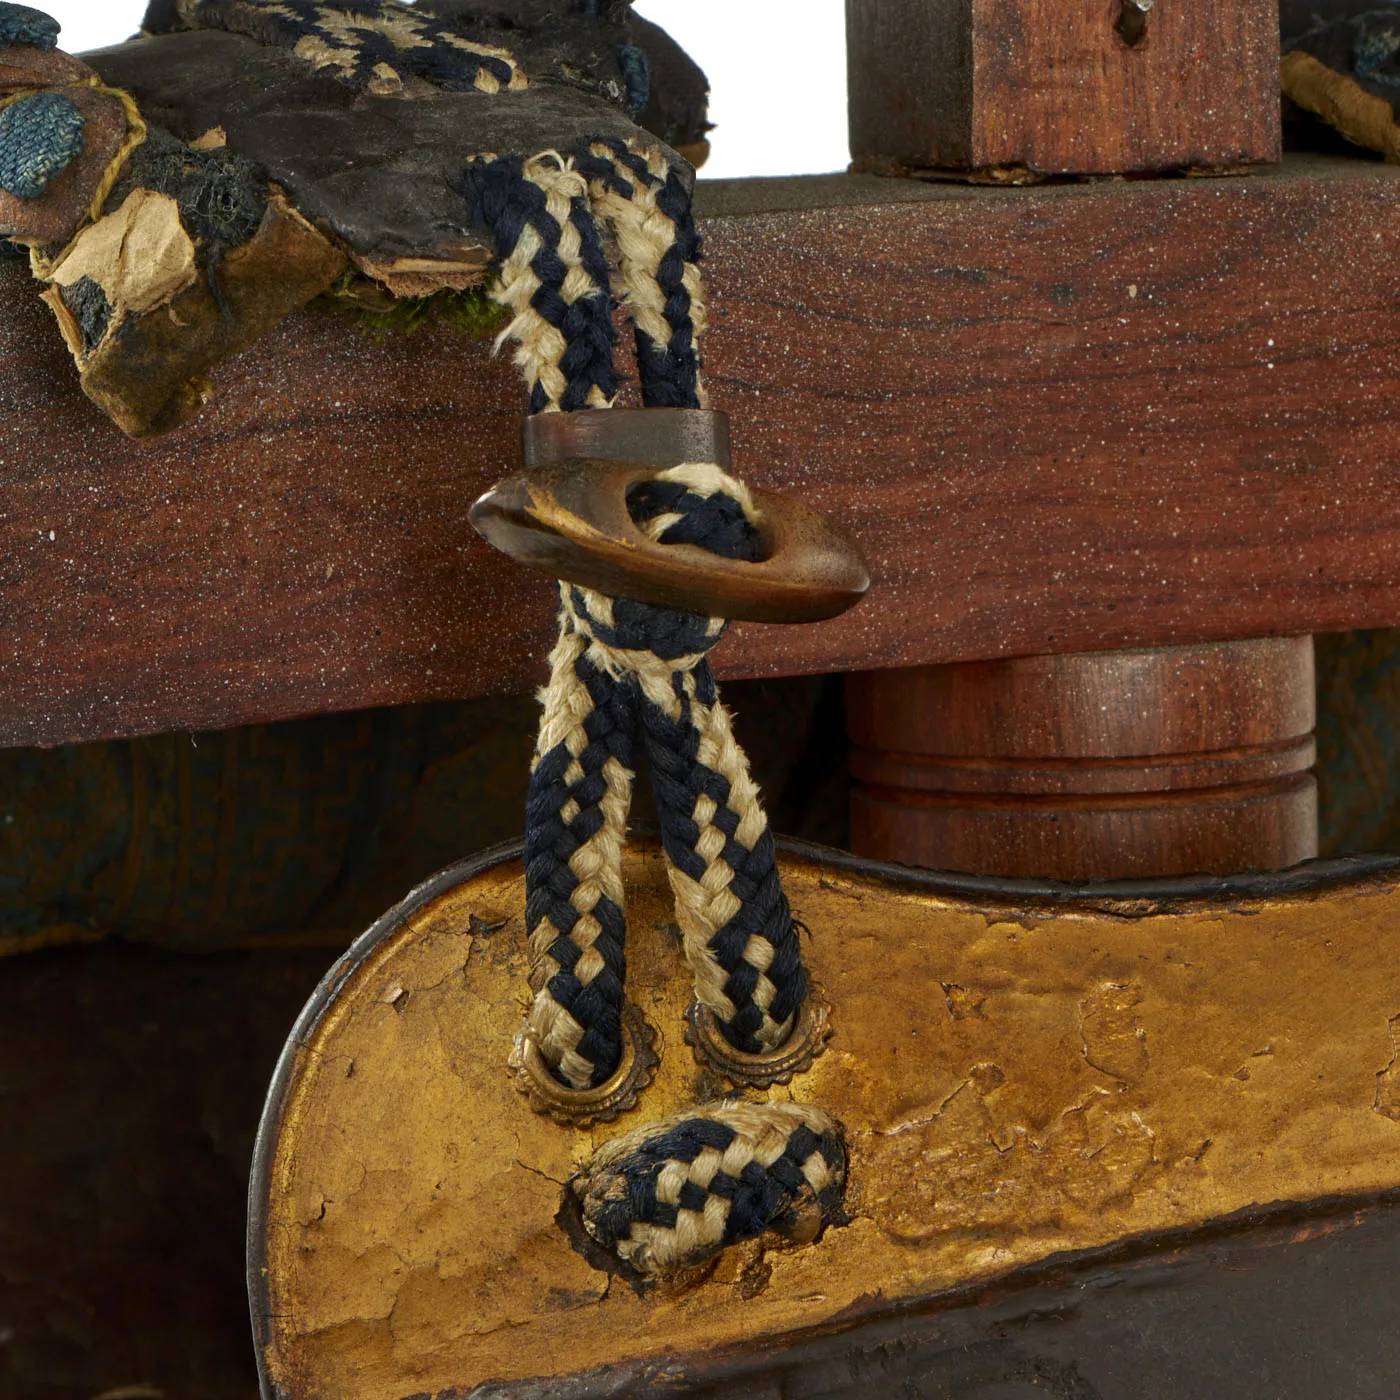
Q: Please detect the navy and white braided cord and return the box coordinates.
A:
[466,141,809,1090]
[571,1100,845,1276]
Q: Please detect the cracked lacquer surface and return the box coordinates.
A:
[258,844,1400,1398]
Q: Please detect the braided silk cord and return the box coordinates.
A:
[571,1100,845,1276]
[465,139,808,1091]
[462,152,617,414]
[147,0,528,96]
[575,139,708,410]
[0,2,843,1275]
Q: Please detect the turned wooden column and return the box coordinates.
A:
[847,638,1318,879]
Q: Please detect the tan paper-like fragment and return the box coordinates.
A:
[74,190,347,436]
[354,250,489,297]
[38,282,84,358]
[50,189,197,316]
[1282,49,1400,161]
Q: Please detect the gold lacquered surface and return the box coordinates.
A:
[258,844,1400,1398]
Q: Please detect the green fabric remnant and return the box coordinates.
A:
[1315,629,1400,855]
[0,699,540,953]
[0,2,60,51]
[0,91,85,199]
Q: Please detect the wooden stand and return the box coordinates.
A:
[848,638,1319,878]
[845,0,1281,177]
[842,1,1308,881]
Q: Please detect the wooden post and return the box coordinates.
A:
[847,639,1318,878]
[845,0,1282,178]
[842,1,1309,878]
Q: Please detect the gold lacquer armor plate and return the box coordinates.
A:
[250,838,1400,1398]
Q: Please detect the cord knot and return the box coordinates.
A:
[561,464,763,666]
[570,1101,847,1277]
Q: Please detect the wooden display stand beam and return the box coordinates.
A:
[3,158,1400,750]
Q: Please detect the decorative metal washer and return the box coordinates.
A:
[509,1002,658,1127]
[684,988,832,1088]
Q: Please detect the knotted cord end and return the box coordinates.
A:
[569,1100,847,1278]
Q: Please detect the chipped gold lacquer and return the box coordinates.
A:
[254,841,1400,1398]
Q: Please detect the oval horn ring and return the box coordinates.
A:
[469,458,870,624]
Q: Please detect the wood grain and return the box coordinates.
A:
[251,838,1400,1398]
[847,0,1281,175]
[5,159,1400,747]
[847,639,1320,877]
